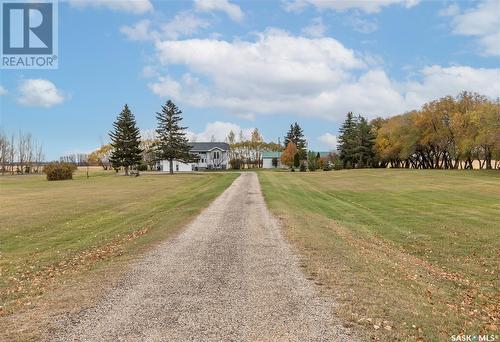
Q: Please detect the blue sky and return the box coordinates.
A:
[0,0,499,160]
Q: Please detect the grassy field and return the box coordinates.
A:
[0,170,238,339]
[259,169,499,341]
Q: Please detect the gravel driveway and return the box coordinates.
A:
[53,172,351,341]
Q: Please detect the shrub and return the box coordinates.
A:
[43,162,77,181]
[137,163,148,171]
[299,163,307,172]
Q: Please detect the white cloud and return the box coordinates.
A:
[236,113,256,121]
[17,79,66,108]
[121,19,156,41]
[318,133,337,149]
[121,12,210,42]
[147,30,499,121]
[154,29,365,81]
[187,121,254,142]
[194,0,244,22]
[302,17,327,37]
[67,0,153,14]
[162,12,210,40]
[149,76,183,99]
[346,15,378,34]
[0,85,7,96]
[150,29,366,117]
[438,4,459,17]
[149,73,212,108]
[142,122,253,143]
[283,0,419,13]
[449,0,500,56]
[403,65,500,107]
[141,65,158,78]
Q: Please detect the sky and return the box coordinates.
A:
[0,0,499,160]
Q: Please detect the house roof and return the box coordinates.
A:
[262,151,282,158]
[189,142,229,152]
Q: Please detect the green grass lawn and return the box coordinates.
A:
[0,170,238,320]
[259,169,499,341]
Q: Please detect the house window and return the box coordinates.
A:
[213,151,220,159]
[176,164,179,171]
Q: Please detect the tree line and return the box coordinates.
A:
[0,131,45,174]
[338,92,500,170]
[92,91,499,174]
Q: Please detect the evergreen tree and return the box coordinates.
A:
[284,124,294,148]
[109,104,143,175]
[338,112,358,168]
[353,116,376,167]
[307,151,318,171]
[284,122,307,159]
[293,152,300,169]
[155,100,194,174]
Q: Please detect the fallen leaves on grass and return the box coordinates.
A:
[0,228,149,317]
[332,219,499,329]
[280,210,500,339]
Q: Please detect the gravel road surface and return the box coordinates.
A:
[53,172,351,341]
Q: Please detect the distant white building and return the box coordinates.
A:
[158,142,230,172]
[262,151,283,168]
[59,153,88,165]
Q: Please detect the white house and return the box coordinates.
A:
[158,142,230,172]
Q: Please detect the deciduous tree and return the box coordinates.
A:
[371,92,499,169]
[281,142,297,169]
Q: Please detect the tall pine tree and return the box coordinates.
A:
[353,116,376,168]
[109,104,142,175]
[338,112,357,169]
[155,100,193,174]
[338,113,376,168]
[284,122,307,159]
